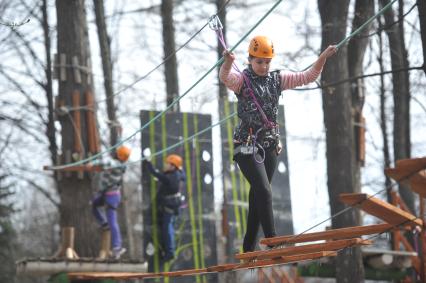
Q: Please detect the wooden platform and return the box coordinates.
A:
[339,193,423,227]
[16,257,148,276]
[235,238,371,261]
[260,223,393,246]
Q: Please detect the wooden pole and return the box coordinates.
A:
[72,90,84,179]
[53,227,79,259]
[98,229,111,259]
[85,90,96,154]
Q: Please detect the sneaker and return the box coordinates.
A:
[162,253,175,262]
[112,247,126,259]
[100,223,110,231]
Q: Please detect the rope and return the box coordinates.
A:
[302,0,398,70]
[0,18,30,29]
[46,0,284,170]
[95,0,231,106]
[337,0,398,49]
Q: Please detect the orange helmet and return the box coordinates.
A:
[248,35,275,59]
[116,145,131,162]
[166,154,183,169]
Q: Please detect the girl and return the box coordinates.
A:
[219,35,337,252]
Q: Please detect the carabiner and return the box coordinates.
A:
[208,15,223,31]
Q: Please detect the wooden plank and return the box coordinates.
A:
[161,268,210,277]
[59,53,66,81]
[232,251,337,271]
[85,90,96,154]
[72,56,81,83]
[385,157,426,181]
[206,263,240,272]
[43,165,103,172]
[339,193,423,227]
[235,238,371,261]
[68,272,156,280]
[68,251,337,280]
[409,172,426,198]
[260,223,393,246]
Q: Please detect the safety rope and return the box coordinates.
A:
[46,0,284,170]
[95,0,231,106]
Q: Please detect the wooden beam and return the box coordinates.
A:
[385,157,426,182]
[339,193,423,227]
[260,223,393,246]
[85,90,97,154]
[43,165,103,172]
[409,172,426,198]
[235,238,371,261]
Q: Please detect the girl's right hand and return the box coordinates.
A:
[223,50,235,64]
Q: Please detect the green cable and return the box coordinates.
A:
[182,113,201,283]
[303,0,398,70]
[46,0,285,171]
[193,115,207,283]
[123,113,238,168]
[148,111,160,275]
[224,100,242,240]
[336,0,397,49]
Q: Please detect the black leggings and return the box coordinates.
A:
[235,147,277,252]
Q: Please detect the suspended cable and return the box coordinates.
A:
[94,0,232,106]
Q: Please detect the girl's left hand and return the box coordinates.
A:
[322,45,338,58]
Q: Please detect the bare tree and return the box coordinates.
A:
[380,0,415,213]
[161,0,180,111]
[417,0,426,76]
[93,0,119,147]
[318,0,365,281]
[56,0,99,256]
[347,1,375,232]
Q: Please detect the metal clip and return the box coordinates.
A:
[208,15,223,31]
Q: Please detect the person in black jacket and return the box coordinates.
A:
[143,154,186,261]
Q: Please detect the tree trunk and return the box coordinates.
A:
[416,0,426,76]
[93,0,119,147]
[380,0,414,213]
[347,0,374,220]
[56,0,99,257]
[377,16,392,202]
[42,0,57,169]
[318,0,365,281]
[161,0,179,111]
